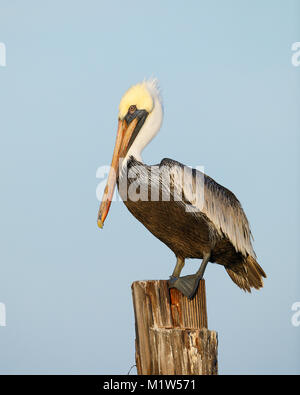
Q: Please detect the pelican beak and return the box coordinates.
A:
[97,117,139,229]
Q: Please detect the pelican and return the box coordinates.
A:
[97,79,266,298]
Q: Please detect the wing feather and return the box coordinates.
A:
[159,158,256,258]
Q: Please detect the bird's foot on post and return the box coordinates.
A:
[168,274,201,299]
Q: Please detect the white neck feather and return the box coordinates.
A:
[124,80,163,164]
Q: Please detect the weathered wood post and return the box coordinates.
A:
[132,279,218,375]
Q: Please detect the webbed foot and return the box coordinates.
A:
[168,274,201,299]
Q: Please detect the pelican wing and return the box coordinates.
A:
[159,158,256,258]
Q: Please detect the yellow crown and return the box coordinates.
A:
[119,82,154,119]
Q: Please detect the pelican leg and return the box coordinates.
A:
[172,257,185,278]
[169,252,211,299]
[168,256,185,287]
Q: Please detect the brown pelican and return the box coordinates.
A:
[97,79,266,298]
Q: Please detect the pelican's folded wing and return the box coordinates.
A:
[159,158,256,258]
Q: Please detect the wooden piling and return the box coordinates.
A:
[131,279,218,375]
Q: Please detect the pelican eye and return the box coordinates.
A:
[129,105,137,114]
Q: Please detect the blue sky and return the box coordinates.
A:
[0,0,299,374]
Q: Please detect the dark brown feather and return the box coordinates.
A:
[117,157,266,292]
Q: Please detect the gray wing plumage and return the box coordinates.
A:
[159,158,256,259]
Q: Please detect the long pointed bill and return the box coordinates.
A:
[97,117,138,229]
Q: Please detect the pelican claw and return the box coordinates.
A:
[168,275,178,286]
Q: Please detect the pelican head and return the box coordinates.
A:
[97,78,163,229]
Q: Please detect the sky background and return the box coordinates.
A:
[0,0,299,374]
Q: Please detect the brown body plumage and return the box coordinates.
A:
[118,157,266,292]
